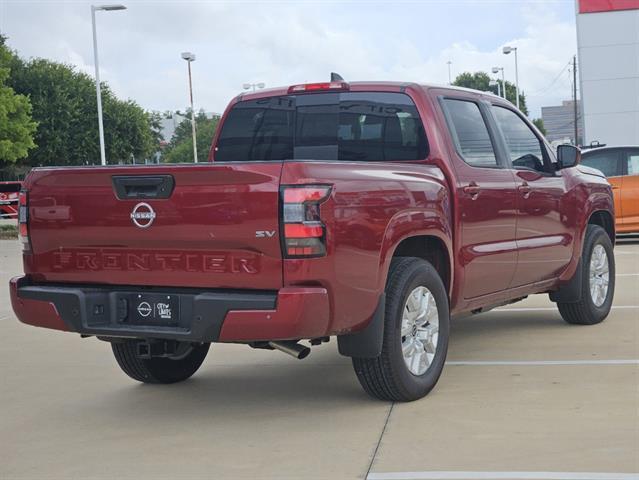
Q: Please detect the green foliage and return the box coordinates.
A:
[453,71,528,116]
[0,40,37,164]
[532,118,547,136]
[162,112,220,163]
[3,38,156,166]
[148,111,164,153]
[0,224,18,239]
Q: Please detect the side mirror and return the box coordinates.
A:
[557,144,581,169]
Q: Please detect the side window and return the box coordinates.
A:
[581,151,622,177]
[627,150,639,176]
[492,106,546,173]
[442,99,498,168]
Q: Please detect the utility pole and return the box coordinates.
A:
[447,61,452,85]
[573,55,578,146]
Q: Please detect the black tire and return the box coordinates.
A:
[352,257,450,402]
[557,224,615,325]
[112,341,210,384]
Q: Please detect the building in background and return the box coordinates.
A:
[576,0,639,146]
[542,100,584,144]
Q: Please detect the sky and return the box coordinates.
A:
[1,0,579,119]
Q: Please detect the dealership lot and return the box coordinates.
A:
[1,238,637,480]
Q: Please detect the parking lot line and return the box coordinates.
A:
[495,306,638,312]
[617,273,639,276]
[446,360,639,366]
[367,471,639,480]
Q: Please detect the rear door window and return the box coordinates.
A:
[441,99,499,168]
[581,150,623,177]
[214,92,428,162]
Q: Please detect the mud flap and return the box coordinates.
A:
[337,294,385,358]
[550,260,583,303]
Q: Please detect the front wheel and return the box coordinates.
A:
[557,224,615,325]
[352,257,450,402]
[112,341,210,384]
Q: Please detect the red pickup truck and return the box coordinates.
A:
[10,81,616,401]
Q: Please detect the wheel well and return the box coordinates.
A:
[392,236,451,293]
[588,210,615,243]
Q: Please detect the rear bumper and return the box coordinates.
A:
[9,276,330,342]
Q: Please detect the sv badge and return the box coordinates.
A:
[255,230,276,238]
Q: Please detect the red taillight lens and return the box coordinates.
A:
[281,185,331,258]
[18,191,30,252]
[287,82,349,94]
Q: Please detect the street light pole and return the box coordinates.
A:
[181,52,198,163]
[447,61,452,85]
[243,82,265,92]
[492,66,505,99]
[503,46,520,110]
[91,4,126,166]
[490,79,501,97]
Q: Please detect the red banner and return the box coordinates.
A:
[579,0,639,13]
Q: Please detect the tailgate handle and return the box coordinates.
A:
[112,175,175,200]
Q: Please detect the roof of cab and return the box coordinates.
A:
[235,80,503,102]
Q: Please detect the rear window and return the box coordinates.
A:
[214,92,428,162]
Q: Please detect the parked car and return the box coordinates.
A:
[581,146,639,233]
[0,181,22,219]
[9,81,616,401]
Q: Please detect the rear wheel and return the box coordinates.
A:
[352,257,450,402]
[557,225,615,325]
[112,340,210,384]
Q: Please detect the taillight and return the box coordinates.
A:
[281,185,332,258]
[18,191,30,252]
[287,82,349,94]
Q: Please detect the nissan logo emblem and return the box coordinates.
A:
[130,202,156,228]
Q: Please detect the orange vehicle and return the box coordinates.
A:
[581,146,639,233]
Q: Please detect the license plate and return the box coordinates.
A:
[123,293,180,326]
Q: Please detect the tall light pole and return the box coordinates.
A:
[243,82,265,92]
[446,61,452,85]
[489,79,501,98]
[503,46,520,110]
[91,4,126,166]
[181,52,198,163]
[492,66,505,99]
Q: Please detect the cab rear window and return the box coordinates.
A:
[214,92,428,162]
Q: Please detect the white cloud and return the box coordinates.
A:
[2,1,577,117]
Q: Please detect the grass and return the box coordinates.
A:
[0,223,18,239]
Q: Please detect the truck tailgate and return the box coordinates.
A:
[24,164,283,290]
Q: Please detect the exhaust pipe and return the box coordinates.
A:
[268,341,311,360]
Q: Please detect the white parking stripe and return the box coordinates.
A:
[494,306,638,312]
[616,273,639,277]
[367,471,639,480]
[447,360,639,366]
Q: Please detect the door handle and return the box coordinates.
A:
[463,183,481,198]
[518,182,532,198]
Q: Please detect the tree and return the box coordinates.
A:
[532,118,547,136]
[0,38,37,164]
[162,112,220,163]
[5,41,156,166]
[453,71,528,116]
